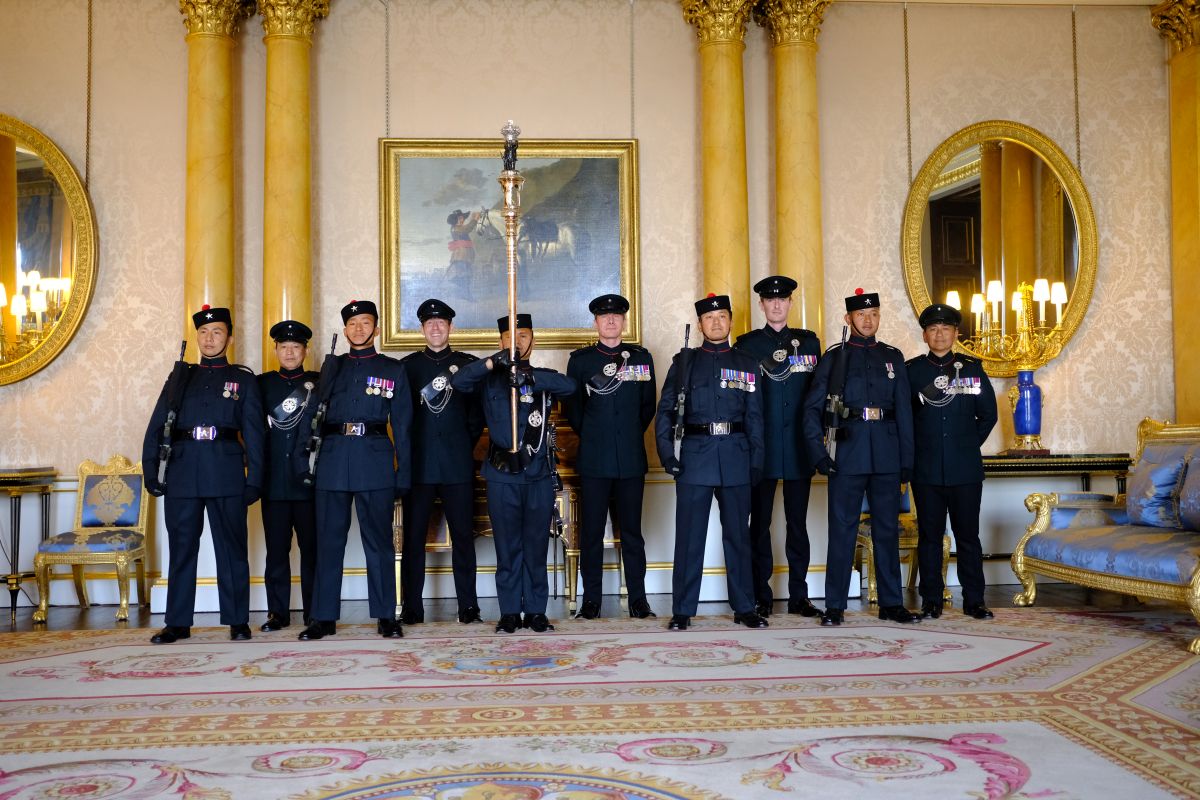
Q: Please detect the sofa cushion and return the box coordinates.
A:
[1179,453,1200,531]
[1025,525,1200,585]
[1125,443,1190,528]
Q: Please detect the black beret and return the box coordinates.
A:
[417,298,455,323]
[694,293,731,317]
[588,294,630,315]
[845,288,880,312]
[341,300,378,324]
[191,304,232,332]
[268,319,312,344]
[497,313,533,333]
[753,275,797,298]
[919,303,962,328]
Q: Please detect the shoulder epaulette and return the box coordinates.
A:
[625,343,647,353]
[734,330,761,344]
[905,355,922,366]
[958,353,982,365]
[569,346,589,357]
[455,351,479,364]
[233,363,255,375]
[824,342,844,355]
[880,343,903,355]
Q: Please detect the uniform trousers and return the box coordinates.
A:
[825,472,903,609]
[261,499,317,623]
[486,479,555,616]
[163,496,250,626]
[749,477,814,605]
[401,482,478,611]
[311,488,396,621]
[912,481,986,606]
[579,476,648,604]
[671,483,754,617]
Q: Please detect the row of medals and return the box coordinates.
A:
[365,377,395,398]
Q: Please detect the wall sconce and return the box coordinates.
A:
[986,280,1004,328]
[1050,281,1067,325]
[1032,278,1050,325]
[970,292,985,332]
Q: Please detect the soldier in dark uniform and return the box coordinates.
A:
[802,289,920,626]
[398,298,485,625]
[565,294,657,620]
[298,300,412,641]
[654,293,767,631]
[256,320,320,632]
[142,305,265,643]
[733,276,822,619]
[906,303,998,620]
[451,314,576,634]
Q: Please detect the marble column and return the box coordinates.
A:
[754,0,831,335]
[682,0,755,335]
[179,0,253,350]
[0,135,16,356]
[1153,0,1200,421]
[979,140,1002,300]
[259,0,329,369]
[1000,142,1036,333]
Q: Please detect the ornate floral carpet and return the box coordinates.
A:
[1,608,1197,799]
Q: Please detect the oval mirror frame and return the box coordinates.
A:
[900,120,1097,378]
[0,113,97,385]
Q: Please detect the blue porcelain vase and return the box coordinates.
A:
[1013,369,1042,438]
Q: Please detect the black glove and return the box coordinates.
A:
[513,364,535,389]
[815,456,836,476]
[243,486,261,506]
[663,456,684,477]
[900,468,912,485]
[395,486,409,501]
[491,350,514,371]
[750,468,763,486]
[144,476,164,498]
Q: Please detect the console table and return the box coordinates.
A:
[0,466,57,623]
[982,453,1132,493]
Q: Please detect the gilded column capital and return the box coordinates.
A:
[1152,0,1200,54]
[260,0,331,40]
[681,0,755,45]
[981,140,1002,155]
[752,0,832,47]
[179,0,256,37]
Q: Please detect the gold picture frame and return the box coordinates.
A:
[379,138,640,350]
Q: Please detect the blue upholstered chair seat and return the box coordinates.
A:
[39,530,145,554]
[1025,525,1200,585]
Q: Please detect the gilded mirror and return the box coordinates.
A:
[0,114,96,384]
[901,120,1097,378]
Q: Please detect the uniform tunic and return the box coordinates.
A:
[802,335,914,610]
[306,345,413,622]
[451,357,576,616]
[734,324,821,607]
[565,341,656,606]
[256,368,320,623]
[906,351,997,605]
[142,355,265,626]
[399,347,484,615]
[654,340,764,617]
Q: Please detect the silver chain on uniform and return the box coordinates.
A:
[587,350,632,396]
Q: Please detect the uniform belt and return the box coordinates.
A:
[845,407,894,421]
[172,426,240,442]
[684,422,744,436]
[322,422,390,437]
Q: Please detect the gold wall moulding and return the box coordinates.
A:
[0,114,98,386]
[900,120,1097,378]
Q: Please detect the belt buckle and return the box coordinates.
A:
[193,425,216,441]
[343,422,366,436]
[863,408,881,421]
[709,422,730,435]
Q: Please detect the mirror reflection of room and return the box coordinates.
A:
[921,139,1078,349]
[0,134,73,364]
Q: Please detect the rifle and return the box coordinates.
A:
[156,340,189,488]
[823,325,850,460]
[302,334,340,486]
[546,416,569,597]
[671,324,693,461]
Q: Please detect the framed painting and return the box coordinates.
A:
[379,138,640,350]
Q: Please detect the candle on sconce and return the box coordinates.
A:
[986,280,1004,330]
[970,292,985,333]
[1050,281,1067,325]
[1032,279,1050,324]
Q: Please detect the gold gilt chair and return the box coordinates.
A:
[854,483,952,606]
[33,455,149,623]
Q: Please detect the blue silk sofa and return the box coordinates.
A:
[1011,418,1200,653]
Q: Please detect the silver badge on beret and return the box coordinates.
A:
[934,375,950,390]
[432,376,448,391]
[603,363,618,377]
[282,398,298,413]
[449,364,459,374]
[772,349,787,362]
[528,410,543,428]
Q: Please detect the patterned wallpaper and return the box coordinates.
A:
[0,0,1172,470]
